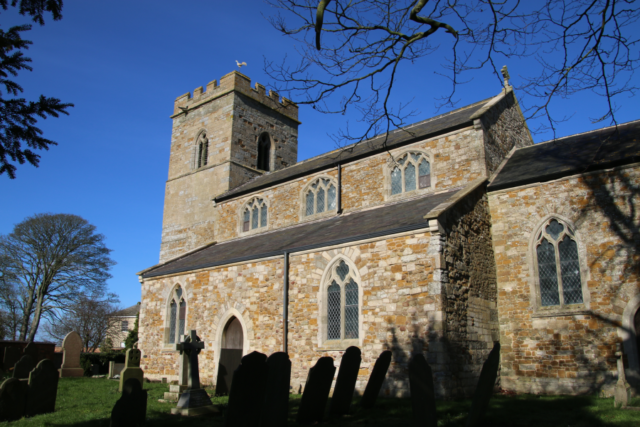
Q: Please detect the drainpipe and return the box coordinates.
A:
[337,163,343,214]
[283,251,289,354]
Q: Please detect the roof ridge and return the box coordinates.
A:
[521,119,640,150]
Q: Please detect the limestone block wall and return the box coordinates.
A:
[488,164,640,395]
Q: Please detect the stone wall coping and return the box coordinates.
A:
[423,177,488,221]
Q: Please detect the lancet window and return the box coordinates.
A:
[257,133,271,171]
[326,260,359,341]
[196,132,208,169]
[305,178,337,217]
[243,198,268,232]
[390,152,431,195]
[168,285,186,344]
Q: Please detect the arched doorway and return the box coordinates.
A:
[215,317,244,395]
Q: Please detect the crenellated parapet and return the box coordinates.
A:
[172,71,299,122]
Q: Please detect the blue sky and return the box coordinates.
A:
[2,1,638,313]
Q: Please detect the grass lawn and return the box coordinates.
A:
[1,377,640,426]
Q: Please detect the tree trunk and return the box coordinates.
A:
[26,287,47,343]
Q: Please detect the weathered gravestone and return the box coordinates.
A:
[0,377,28,422]
[360,350,392,409]
[261,352,291,427]
[12,355,35,379]
[59,331,84,377]
[163,338,189,402]
[296,357,336,425]
[409,354,437,427]
[225,351,268,427]
[119,349,144,392]
[23,342,39,362]
[171,330,219,416]
[110,378,147,427]
[3,347,21,374]
[26,359,59,417]
[465,342,501,427]
[614,343,631,408]
[330,346,362,418]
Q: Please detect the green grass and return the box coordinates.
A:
[2,377,640,426]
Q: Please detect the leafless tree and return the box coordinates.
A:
[265,0,639,142]
[0,213,116,343]
[42,293,120,352]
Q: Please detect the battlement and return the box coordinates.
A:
[173,71,299,122]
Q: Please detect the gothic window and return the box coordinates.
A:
[305,178,337,217]
[242,198,268,232]
[167,285,186,344]
[257,133,271,171]
[534,218,584,308]
[196,132,208,169]
[121,321,129,332]
[326,260,359,341]
[390,152,431,195]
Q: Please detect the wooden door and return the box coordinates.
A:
[215,317,243,395]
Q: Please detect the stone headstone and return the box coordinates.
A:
[110,378,147,427]
[296,356,336,425]
[330,346,361,418]
[119,349,144,392]
[260,352,291,427]
[12,355,35,379]
[409,354,437,427]
[225,351,268,427]
[0,378,28,422]
[59,331,84,377]
[360,350,391,409]
[465,342,500,427]
[3,347,21,373]
[614,345,631,408]
[26,359,59,417]
[23,342,39,362]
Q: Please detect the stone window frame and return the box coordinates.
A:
[238,195,270,236]
[316,255,364,350]
[256,132,274,172]
[299,175,338,222]
[192,129,209,170]
[120,320,129,332]
[164,283,188,348]
[384,148,435,201]
[528,215,591,317]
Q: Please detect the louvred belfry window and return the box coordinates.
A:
[242,198,268,232]
[391,152,431,195]
[326,260,359,341]
[168,285,187,344]
[305,178,337,216]
[535,219,584,307]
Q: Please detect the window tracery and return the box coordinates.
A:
[305,178,337,217]
[243,198,268,232]
[167,285,186,344]
[326,260,359,341]
[390,152,431,195]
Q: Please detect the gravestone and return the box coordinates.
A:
[163,340,189,401]
[296,356,336,425]
[119,349,144,392]
[465,342,500,427]
[225,351,268,427]
[0,378,28,422]
[110,378,147,427]
[12,355,35,379]
[614,344,631,408]
[261,352,291,427]
[330,346,362,418]
[23,342,39,362]
[409,354,437,427]
[26,359,59,417]
[59,331,84,377]
[3,347,21,374]
[171,330,220,417]
[360,350,392,409]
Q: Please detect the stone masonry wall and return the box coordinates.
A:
[488,165,640,395]
[440,187,499,396]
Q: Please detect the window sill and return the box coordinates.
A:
[300,209,337,224]
[531,305,590,318]
[238,226,269,238]
[316,339,360,351]
[387,187,433,202]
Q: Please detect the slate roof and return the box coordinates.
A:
[489,120,640,191]
[112,303,140,317]
[142,187,464,278]
[215,97,492,202]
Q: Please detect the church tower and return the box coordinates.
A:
[159,71,299,262]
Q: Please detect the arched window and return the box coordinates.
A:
[196,132,208,169]
[326,260,359,341]
[534,218,584,307]
[305,178,337,217]
[242,198,268,232]
[167,285,186,344]
[390,152,431,195]
[121,321,129,332]
[257,133,271,171]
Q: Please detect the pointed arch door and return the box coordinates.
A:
[215,317,243,395]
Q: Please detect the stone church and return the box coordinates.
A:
[137,70,640,397]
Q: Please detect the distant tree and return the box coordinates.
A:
[0,0,73,178]
[124,313,139,349]
[0,213,116,343]
[0,254,21,340]
[42,292,120,352]
[266,0,639,142]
